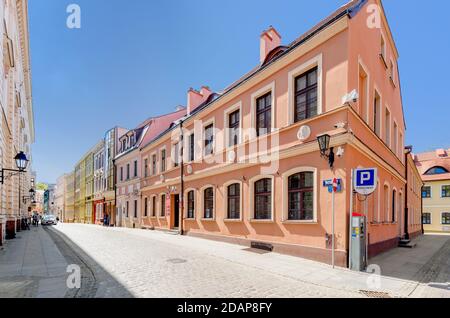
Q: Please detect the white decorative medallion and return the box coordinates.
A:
[297,125,311,141]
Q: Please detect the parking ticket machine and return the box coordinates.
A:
[350,214,367,271]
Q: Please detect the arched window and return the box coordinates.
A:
[203,187,214,219]
[254,179,272,219]
[392,189,396,223]
[424,166,449,175]
[288,172,314,220]
[187,190,195,219]
[227,183,240,219]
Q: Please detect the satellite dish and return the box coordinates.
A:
[186,165,193,174]
[227,150,236,162]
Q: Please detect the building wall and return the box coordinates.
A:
[136,0,417,266]
[64,172,75,222]
[0,0,34,241]
[422,180,450,233]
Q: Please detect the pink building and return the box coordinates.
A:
[136,0,422,266]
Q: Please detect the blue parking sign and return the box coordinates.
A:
[354,168,377,195]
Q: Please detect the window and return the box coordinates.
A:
[358,63,368,121]
[288,172,314,221]
[161,149,166,172]
[122,139,126,152]
[380,34,386,62]
[161,194,166,217]
[152,196,156,217]
[385,107,391,146]
[126,164,130,180]
[383,184,389,222]
[392,190,396,223]
[204,124,214,156]
[187,190,195,219]
[144,197,148,217]
[294,67,318,122]
[389,60,396,85]
[134,200,138,218]
[189,133,195,161]
[134,160,138,177]
[228,110,240,146]
[425,166,449,175]
[422,213,431,225]
[144,159,148,178]
[256,93,272,137]
[442,186,450,198]
[227,183,240,219]
[152,154,157,175]
[393,122,398,155]
[173,142,180,167]
[373,90,381,136]
[442,213,450,225]
[254,178,272,220]
[120,167,123,182]
[422,186,431,198]
[126,201,129,217]
[203,187,214,219]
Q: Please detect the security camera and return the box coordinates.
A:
[342,89,359,105]
[336,147,345,158]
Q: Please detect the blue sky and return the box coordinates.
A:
[29,0,450,183]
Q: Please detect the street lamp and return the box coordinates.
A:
[15,151,29,171]
[317,134,335,168]
[1,151,29,184]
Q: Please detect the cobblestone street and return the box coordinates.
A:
[1,223,449,298]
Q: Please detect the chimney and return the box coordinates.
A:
[187,86,213,114]
[436,149,447,157]
[260,26,281,64]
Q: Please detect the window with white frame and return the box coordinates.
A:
[204,124,214,156]
[442,213,450,225]
[385,107,391,147]
[151,195,156,217]
[226,183,241,219]
[254,178,272,220]
[203,187,214,219]
[187,190,195,219]
[256,92,272,137]
[287,172,314,221]
[373,90,381,137]
[422,213,431,225]
[294,67,318,122]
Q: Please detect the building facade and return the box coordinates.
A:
[138,0,422,266]
[93,140,105,224]
[55,175,66,220]
[115,119,159,228]
[0,0,34,244]
[415,148,450,234]
[64,171,75,222]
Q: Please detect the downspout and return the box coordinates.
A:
[113,158,117,227]
[404,146,412,240]
[179,121,184,235]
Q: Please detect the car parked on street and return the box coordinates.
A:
[41,215,57,226]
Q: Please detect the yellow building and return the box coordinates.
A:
[415,149,450,234]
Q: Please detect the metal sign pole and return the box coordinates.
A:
[332,186,335,269]
[348,169,353,269]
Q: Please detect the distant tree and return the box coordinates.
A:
[36,183,48,191]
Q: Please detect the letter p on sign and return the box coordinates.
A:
[354,168,377,195]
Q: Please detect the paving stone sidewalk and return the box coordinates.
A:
[0,226,69,298]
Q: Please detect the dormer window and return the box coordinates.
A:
[425,166,449,175]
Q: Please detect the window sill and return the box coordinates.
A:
[282,220,317,225]
[185,218,196,221]
[200,218,216,222]
[249,219,274,224]
[224,218,242,223]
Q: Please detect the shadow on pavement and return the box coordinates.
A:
[46,226,134,298]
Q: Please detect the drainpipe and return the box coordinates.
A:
[113,158,117,227]
[404,146,412,240]
[421,184,424,235]
[179,121,184,235]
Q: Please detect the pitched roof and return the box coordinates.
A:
[139,0,366,150]
[415,149,450,181]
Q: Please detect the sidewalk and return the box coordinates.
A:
[0,226,69,298]
[105,226,450,298]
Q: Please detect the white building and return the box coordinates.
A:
[0,0,35,243]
